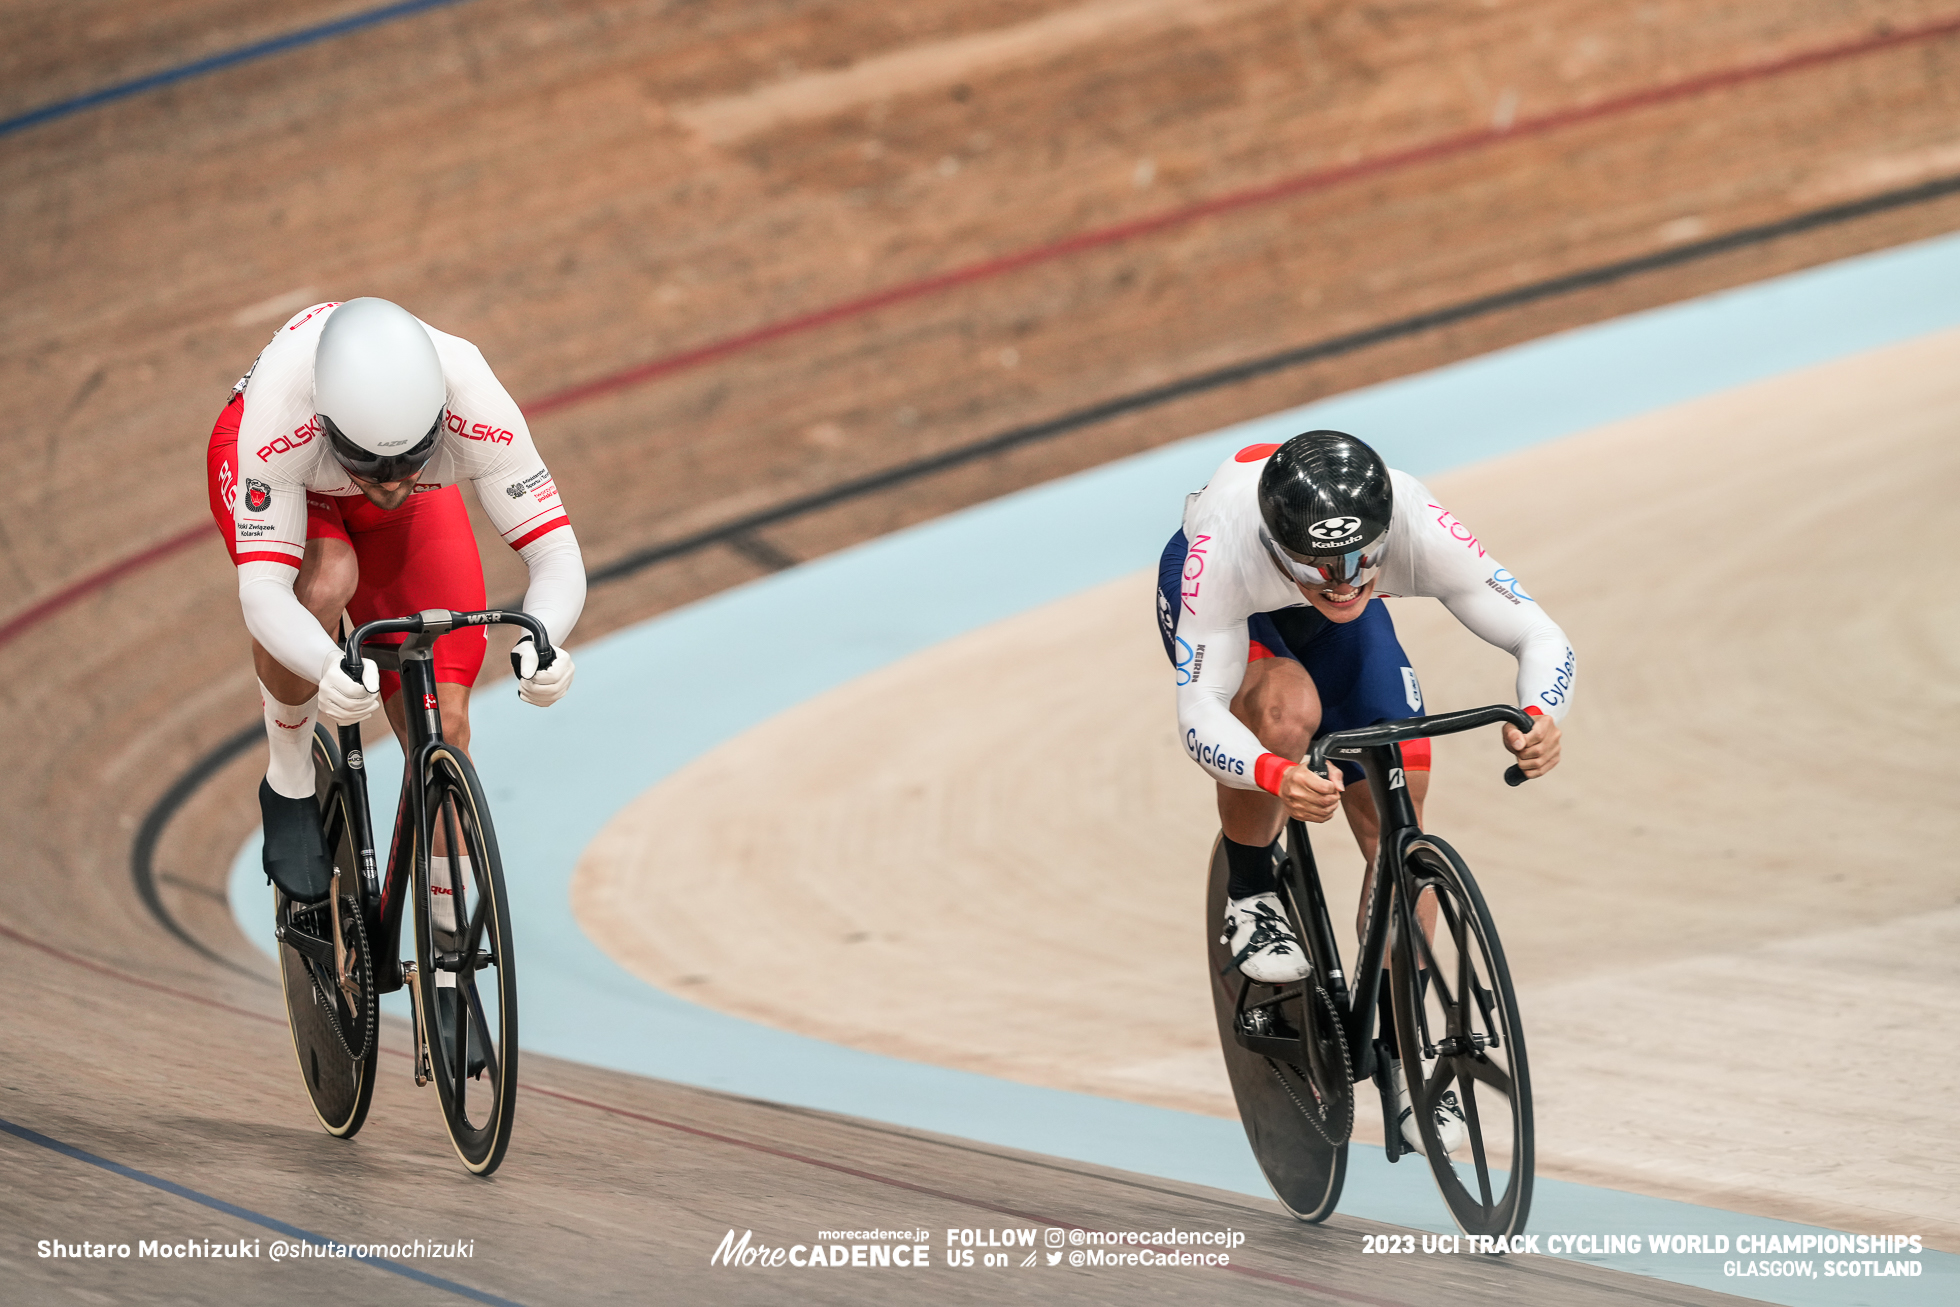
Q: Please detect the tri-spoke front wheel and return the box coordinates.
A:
[414,744,518,1176]
[1389,835,1533,1239]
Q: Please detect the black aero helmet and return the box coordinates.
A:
[1256,430,1393,589]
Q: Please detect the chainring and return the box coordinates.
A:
[1266,982,1354,1146]
[295,896,376,1062]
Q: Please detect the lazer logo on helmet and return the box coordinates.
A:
[244,478,272,512]
[1307,516,1361,542]
[1185,729,1247,777]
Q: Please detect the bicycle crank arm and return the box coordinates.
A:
[403,962,432,1088]
[1372,1041,1408,1164]
[273,919,335,967]
[328,873,361,1009]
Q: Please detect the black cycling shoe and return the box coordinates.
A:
[259,779,333,903]
[435,986,489,1080]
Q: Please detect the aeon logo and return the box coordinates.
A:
[1308,516,1359,541]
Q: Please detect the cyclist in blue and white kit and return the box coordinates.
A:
[1157,430,1574,1153]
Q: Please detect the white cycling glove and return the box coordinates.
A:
[513,639,574,708]
[317,657,381,723]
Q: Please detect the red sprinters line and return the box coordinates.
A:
[521,11,1960,416]
[0,918,282,1029]
[0,523,210,649]
[5,11,1957,649]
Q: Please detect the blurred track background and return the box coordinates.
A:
[4,2,1958,1302]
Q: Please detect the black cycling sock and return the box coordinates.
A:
[1223,836,1280,899]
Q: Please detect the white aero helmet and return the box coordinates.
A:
[313,297,446,481]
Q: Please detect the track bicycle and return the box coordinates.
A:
[1207,704,1535,1237]
[272,607,554,1177]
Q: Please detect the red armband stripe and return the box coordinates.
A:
[235,551,302,569]
[1254,753,1292,795]
[509,518,570,551]
[503,503,565,533]
[1524,704,1545,717]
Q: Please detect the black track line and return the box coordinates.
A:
[0,1116,525,1305]
[129,723,270,981]
[587,169,1960,584]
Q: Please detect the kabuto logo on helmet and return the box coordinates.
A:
[245,478,272,513]
[1308,516,1361,542]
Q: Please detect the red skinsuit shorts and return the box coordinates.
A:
[206,393,487,699]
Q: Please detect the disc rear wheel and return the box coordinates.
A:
[1206,836,1348,1221]
[277,724,377,1137]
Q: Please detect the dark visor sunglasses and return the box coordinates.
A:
[321,411,443,483]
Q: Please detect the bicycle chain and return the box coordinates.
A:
[1265,983,1354,1146]
[299,897,376,1062]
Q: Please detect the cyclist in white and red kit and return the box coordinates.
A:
[203,297,585,915]
[1157,429,1573,1153]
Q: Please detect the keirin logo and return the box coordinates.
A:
[1308,516,1359,541]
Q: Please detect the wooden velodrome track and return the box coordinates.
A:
[5,1,1959,1301]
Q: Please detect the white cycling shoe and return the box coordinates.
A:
[1220,893,1311,984]
[1391,1058,1469,1156]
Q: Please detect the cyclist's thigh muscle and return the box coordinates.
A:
[341,485,488,700]
[1268,600,1430,780]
